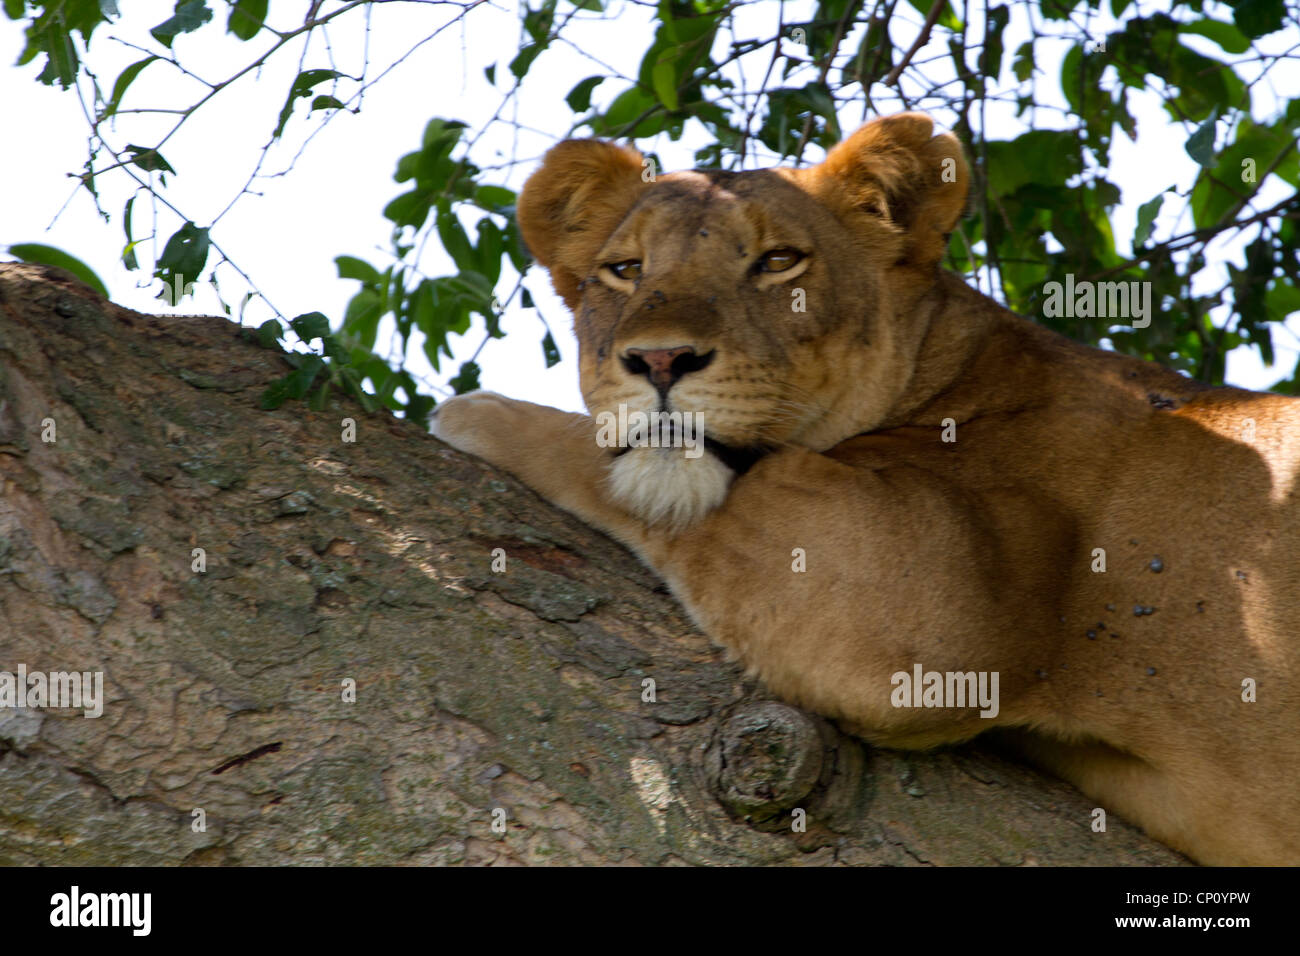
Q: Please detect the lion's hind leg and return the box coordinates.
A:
[989,728,1206,861]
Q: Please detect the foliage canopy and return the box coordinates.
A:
[6,0,1299,414]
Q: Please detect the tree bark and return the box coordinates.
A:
[0,263,1186,865]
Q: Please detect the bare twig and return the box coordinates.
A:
[883,0,946,86]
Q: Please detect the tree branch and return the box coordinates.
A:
[0,264,1189,866]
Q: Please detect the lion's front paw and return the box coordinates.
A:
[431,391,665,543]
[429,390,524,466]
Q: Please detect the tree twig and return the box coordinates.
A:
[883,0,946,86]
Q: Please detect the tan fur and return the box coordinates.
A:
[433,112,1300,866]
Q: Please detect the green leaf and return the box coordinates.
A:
[597,87,658,136]
[383,192,429,229]
[759,82,841,154]
[336,255,381,284]
[1185,109,1219,167]
[484,64,496,85]
[476,218,504,285]
[4,0,26,18]
[150,1,212,49]
[125,144,175,175]
[274,68,344,139]
[412,282,440,360]
[154,221,210,294]
[1190,117,1295,228]
[566,75,604,113]
[1162,43,1245,120]
[541,331,560,367]
[523,0,556,41]
[320,333,348,364]
[1265,282,1300,323]
[651,59,678,112]
[1012,41,1034,83]
[905,0,962,30]
[343,290,382,351]
[260,378,290,409]
[1133,191,1168,248]
[1179,18,1251,54]
[509,43,545,80]
[449,361,481,394]
[504,219,531,273]
[420,116,467,154]
[14,4,107,85]
[308,379,331,412]
[979,5,1009,79]
[371,364,402,407]
[285,354,325,399]
[227,0,267,40]
[290,312,331,341]
[436,208,476,272]
[121,195,138,270]
[1059,44,1107,115]
[984,130,1081,195]
[256,319,284,349]
[105,56,158,117]
[1232,0,1285,38]
[446,269,494,302]
[843,16,892,88]
[423,335,449,375]
[7,243,109,298]
[310,94,344,112]
[474,185,515,210]
[23,28,77,86]
[405,393,435,424]
[37,25,78,88]
[796,82,840,140]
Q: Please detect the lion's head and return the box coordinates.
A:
[516,112,969,528]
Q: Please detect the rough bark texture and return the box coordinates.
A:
[0,263,1186,865]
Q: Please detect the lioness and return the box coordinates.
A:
[432,112,1300,866]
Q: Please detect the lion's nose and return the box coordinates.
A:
[622,346,714,392]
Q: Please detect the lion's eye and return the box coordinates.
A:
[606,260,642,281]
[759,249,804,273]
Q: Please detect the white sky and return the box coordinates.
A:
[2,0,1297,414]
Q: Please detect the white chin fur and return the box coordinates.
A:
[606,447,735,530]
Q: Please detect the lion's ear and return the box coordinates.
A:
[516,139,647,310]
[810,112,969,266]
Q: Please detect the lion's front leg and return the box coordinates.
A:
[430,391,648,545]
